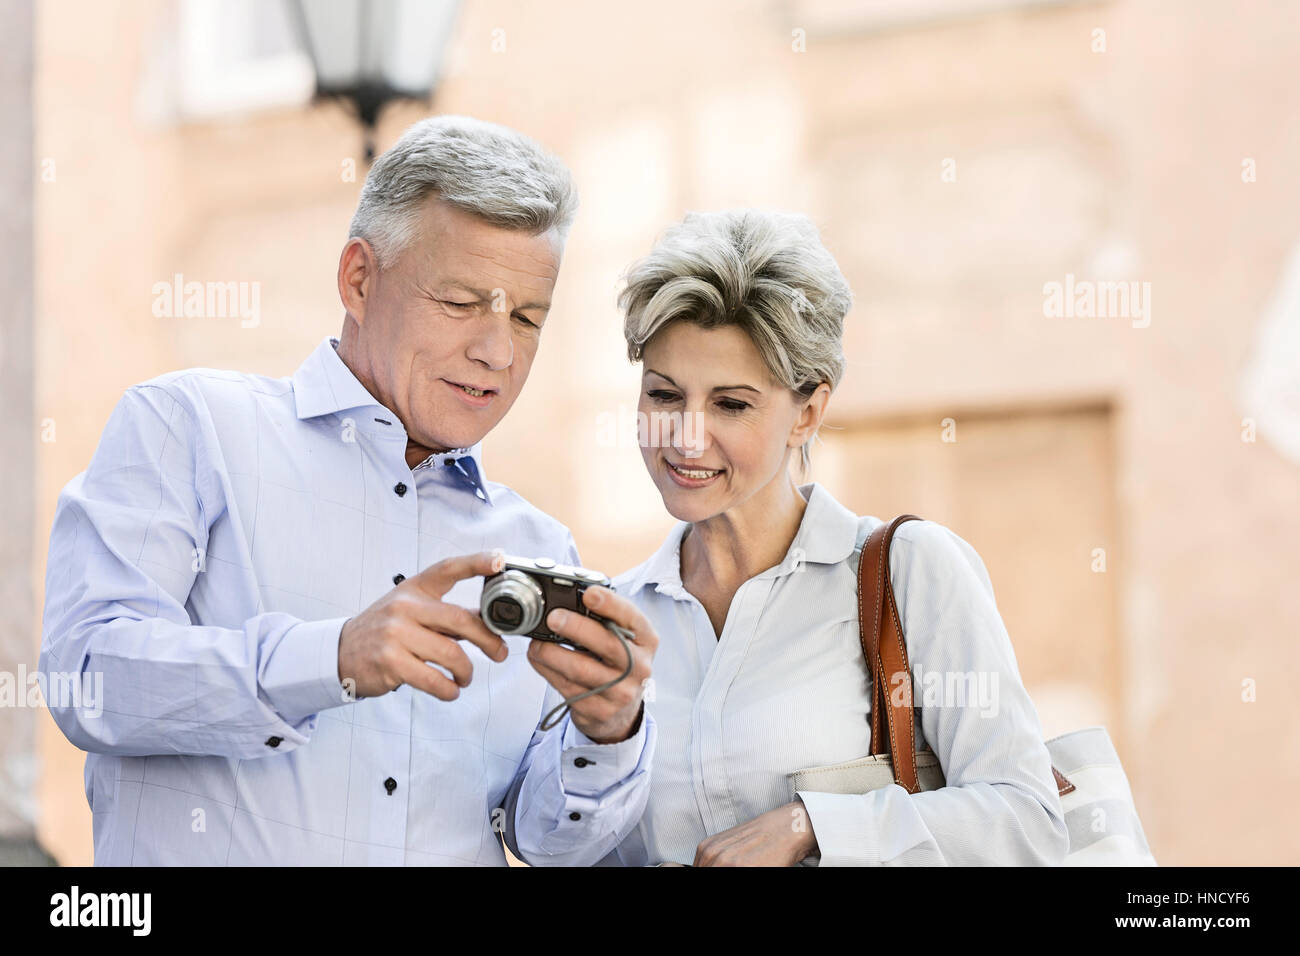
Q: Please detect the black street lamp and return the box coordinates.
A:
[289,0,462,163]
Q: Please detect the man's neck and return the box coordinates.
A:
[335,328,456,468]
[405,441,452,470]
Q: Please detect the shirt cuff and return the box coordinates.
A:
[797,786,938,866]
[796,789,883,867]
[260,616,352,722]
[559,709,651,797]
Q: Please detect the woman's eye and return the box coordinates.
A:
[718,399,750,413]
[647,390,679,403]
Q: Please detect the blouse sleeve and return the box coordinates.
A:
[795,520,1068,865]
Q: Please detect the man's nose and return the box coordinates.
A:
[466,314,513,370]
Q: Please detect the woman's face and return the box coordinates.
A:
[637,321,814,524]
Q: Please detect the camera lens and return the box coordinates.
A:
[480,569,545,635]
[489,597,522,627]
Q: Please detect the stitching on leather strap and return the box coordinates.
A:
[872,524,889,760]
[883,517,920,790]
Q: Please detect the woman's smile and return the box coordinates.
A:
[664,457,726,487]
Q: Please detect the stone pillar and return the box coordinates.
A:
[0,0,45,861]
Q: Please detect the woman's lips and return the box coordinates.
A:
[665,458,724,488]
[443,379,497,408]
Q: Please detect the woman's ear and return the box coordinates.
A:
[788,382,832,450]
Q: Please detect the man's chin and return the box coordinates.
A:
[412,415,495,454]
[410,393,512,454]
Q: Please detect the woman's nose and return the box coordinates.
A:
[673,409,711,458]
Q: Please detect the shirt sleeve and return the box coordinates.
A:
[38,384,353,760]
[796,520,1069,866]
[501,532,658,866]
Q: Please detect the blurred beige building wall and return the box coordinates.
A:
[26,0,1300,865]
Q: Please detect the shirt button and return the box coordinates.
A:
[384,777,397,795]
[265,736,282,749]
[569,812,581,821]
[573,757,590,768]
[393,573,405,585]
[394,482,407,497]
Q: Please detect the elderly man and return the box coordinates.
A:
[39,115,659,866]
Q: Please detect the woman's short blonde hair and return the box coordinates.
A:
[619,209,852,475]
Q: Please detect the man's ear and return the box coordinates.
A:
[788,383,832,450]
[338,238,378,324]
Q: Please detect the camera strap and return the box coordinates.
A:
[539,619,637,732]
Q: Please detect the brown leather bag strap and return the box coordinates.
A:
[859,515,923,792]
[857,514,1077,798]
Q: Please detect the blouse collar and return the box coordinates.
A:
[623,481,861,602]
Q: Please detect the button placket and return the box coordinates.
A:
[690,576,774,836]
[389,458,418,593]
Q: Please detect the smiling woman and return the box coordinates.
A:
[622,210,850,479]
[600,209,1070,867]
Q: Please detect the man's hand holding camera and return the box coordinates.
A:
[337,551,509,701]
[337,549,657,746]
[526,585,658,744]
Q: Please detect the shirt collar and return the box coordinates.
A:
[291,336,493,505]
[292,336,388,422]
[628,481,860,601]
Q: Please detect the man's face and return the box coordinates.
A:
[344,196,564,456]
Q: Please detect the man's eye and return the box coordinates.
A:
[440,299,474,310]
[513,314,539,328]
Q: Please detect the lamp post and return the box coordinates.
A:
[289,0,461,163]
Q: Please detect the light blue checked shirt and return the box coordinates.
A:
[39,336,654,866]
[600,482,1067,866]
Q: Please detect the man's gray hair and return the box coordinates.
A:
[620,209,851,476]
[349,114,579,268]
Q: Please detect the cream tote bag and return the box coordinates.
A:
[789,515,1156,866]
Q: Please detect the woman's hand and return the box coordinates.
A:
[693,800,818,866]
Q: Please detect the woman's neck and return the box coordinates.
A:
[681,475,810,595]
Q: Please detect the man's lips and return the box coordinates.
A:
[443,379,499,394]
[443,379,499,408]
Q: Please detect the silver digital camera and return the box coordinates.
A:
[480,556,613,648]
